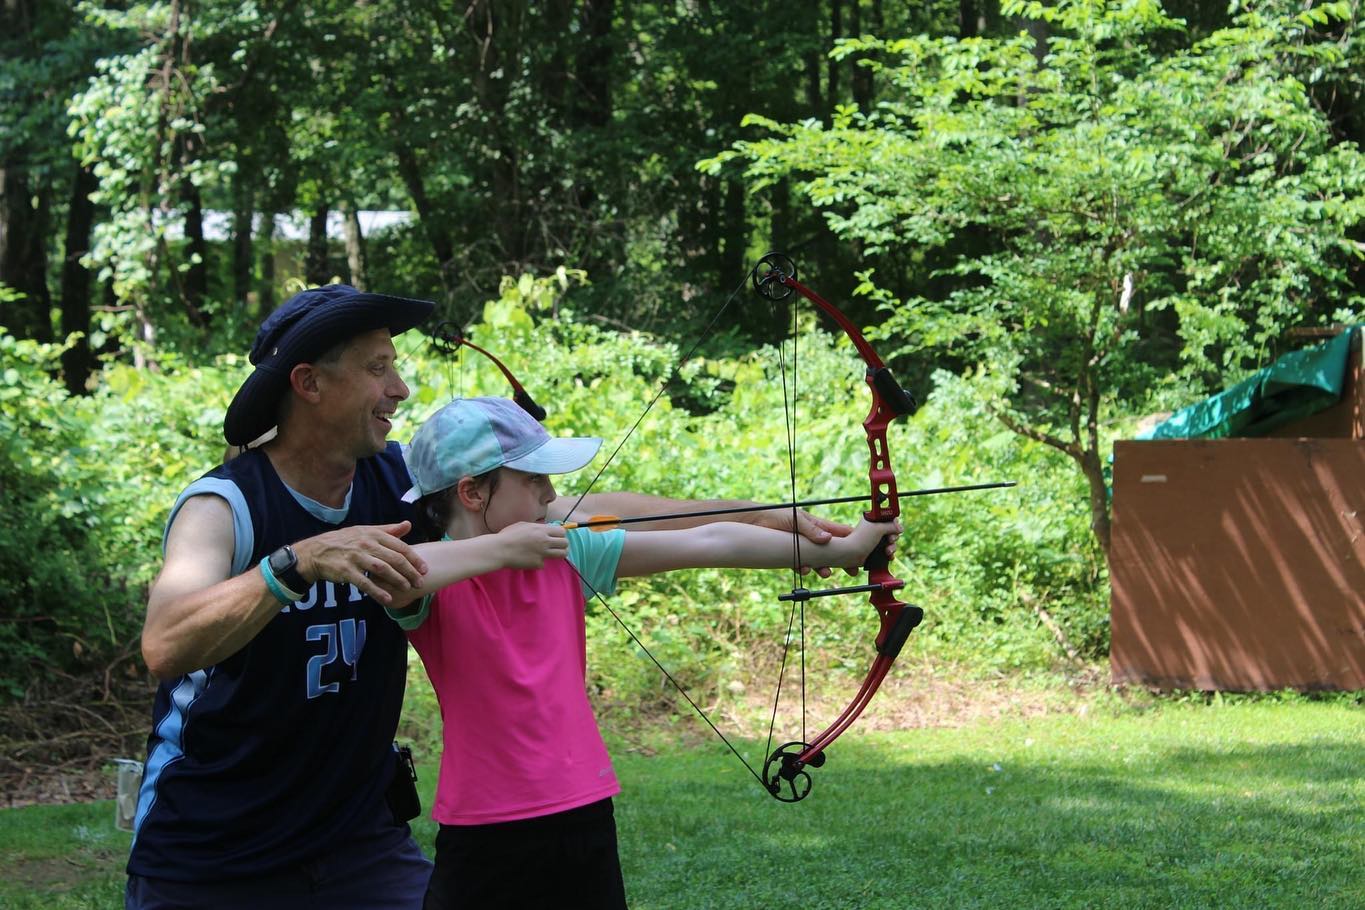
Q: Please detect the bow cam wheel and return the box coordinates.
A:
[430,321,465,355]
[764,741,823,803]
[752,252,797,301]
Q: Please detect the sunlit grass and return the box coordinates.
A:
[2,698,1359,909]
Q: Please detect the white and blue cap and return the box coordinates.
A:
[400,397,602,502]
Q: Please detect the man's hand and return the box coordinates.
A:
[293,521,429,605]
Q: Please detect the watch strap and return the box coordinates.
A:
[260,556,300,605]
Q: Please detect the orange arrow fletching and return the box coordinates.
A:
[562,515,620,532]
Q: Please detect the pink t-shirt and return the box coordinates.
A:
[397,528,625,825]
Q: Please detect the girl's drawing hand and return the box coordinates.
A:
[497,521,570,569]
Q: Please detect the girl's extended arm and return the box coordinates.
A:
[384,522,570,609]
[614,517,897,579]
[549,492,851,544]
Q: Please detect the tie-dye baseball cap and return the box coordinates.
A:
[400,397,602,502]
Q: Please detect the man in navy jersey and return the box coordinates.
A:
[126,285,442,909]
[127,283,851,909]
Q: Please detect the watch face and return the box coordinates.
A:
[269,546,295,573]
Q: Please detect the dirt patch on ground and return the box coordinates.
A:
[8,851,126,893]
[812,660,1109,731]
[4,659,1112,808]
[598,658,1114,756]
[1,671,154,809]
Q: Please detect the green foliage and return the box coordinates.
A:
[0,265,1107,700]
[895,371,1108,668]
[0,333,110,689]
[68,3,234,325]
[707,0,1365,565]
[0,329,240,695]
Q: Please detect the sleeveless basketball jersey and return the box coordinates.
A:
[128,443,414,880]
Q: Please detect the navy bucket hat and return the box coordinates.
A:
[223,284,435,446]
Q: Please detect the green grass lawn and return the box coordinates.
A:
[3,697,1360,909]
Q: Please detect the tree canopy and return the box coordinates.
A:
[2,0,1363,694]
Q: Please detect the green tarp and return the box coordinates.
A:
[1138,326,1359,440]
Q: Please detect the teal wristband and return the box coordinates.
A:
[260,556,302,604]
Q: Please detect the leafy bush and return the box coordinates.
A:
[1,273,1103,710]
[0,332,240,697]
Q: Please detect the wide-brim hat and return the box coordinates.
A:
[224,284,435,446]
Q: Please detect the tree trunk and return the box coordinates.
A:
[573,0,614,129]
[182,179,208,325]
[0,166,53,341]
[826,0,842,118]
[805,46,824,118]
[231,179,254,311]
[342,202,366,291]
[393,143,457,304]
[959,0,980,38]
[540,0,571,116]
[59,163,98,394]
[256,211,276,314]
[771,179,791,257]
[469,0,523,267]
[850,0,873,111]
[1081,446,1112,560]
[1022,14,1049,65]
[305,204,330,286]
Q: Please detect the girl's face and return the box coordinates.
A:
[479,468,557,532]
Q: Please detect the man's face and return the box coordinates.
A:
[313,328,410,457]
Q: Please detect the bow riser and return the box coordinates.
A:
[753,254,928,802]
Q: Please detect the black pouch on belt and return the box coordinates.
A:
[386,743,421,823]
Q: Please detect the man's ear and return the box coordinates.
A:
[288,362,323,404]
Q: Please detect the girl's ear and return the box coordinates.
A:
[456,475,486,512]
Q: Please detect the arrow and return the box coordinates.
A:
[562,480,1016,530]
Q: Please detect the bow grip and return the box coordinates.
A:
[861,527,895,574]
[513,388,548,421]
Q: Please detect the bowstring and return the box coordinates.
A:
[561,270,752,523]
[569,560,769,789]
[552,268,765,790]
[556,264,816,793]
[762,283,808,764]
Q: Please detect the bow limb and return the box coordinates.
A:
[431,321,547,420]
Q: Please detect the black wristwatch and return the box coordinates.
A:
[267,544,309,596]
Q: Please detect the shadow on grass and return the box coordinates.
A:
[616,735,1364,910]
[2,722,1360,910]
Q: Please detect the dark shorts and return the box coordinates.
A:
[424,798,627,910]
[125,822,432,910]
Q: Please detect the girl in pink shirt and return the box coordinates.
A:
[386,397,894,909]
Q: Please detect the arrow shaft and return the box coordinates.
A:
[563,481,1015,530]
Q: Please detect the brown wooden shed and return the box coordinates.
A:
[1109,329,1365,691]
